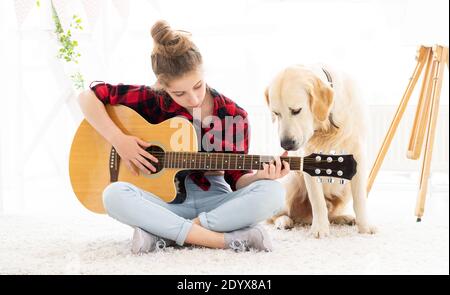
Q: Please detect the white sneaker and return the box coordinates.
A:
[131,227,173,254]
[224,225,273,252]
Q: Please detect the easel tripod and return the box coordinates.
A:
[367,44,449,221]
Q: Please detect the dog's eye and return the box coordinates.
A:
[291,108,302,115]
[272,112,281,117]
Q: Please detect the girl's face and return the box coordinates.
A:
[164,70,207,110]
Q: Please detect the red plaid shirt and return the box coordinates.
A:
[90,81,252,191]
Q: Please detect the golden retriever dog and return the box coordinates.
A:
[264,64,377,237]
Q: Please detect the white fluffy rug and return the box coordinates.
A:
[0,189,448,275]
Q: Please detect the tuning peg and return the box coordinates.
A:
[316,177,323,183]
[327,178,334,184]
[339,179,346,185]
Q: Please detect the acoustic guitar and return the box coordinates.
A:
[69,105,356,214]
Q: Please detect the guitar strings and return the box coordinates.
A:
[144,153,349,175]
[153,164,348,177]
[149,158,345,166]
[143,151,348,163]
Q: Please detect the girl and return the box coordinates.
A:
[78,20,289,254]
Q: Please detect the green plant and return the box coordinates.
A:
[70,71,85,90]
[37,1,85,90]
[51,3,83,64]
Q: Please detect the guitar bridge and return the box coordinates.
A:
[109,147,121,182]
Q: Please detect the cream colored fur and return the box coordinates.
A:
[265,64,377,237]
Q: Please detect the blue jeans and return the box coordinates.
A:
[102,175,285,246]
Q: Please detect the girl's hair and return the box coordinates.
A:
[151,20,203,87]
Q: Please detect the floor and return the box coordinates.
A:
[0,173,448,275]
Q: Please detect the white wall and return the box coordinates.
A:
[0,0,448,214]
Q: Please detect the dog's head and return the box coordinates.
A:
[265,65,334,151]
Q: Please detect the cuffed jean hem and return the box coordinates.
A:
[175,220,194,246]
[198,211,211,231]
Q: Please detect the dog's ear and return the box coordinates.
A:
[309,77,334,122]
[264,87,276,123]
[264,86,270,106]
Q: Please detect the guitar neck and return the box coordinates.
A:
[146,148,356,180]
[161,152,303,171]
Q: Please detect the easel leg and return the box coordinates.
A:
[407,48,434,160]
[367,46,430,193]
[415,46,448,221]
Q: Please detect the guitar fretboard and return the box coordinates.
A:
[161,152,303,171]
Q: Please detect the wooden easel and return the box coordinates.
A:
[367,44,449,222]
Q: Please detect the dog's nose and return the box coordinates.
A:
[280,138,298,151]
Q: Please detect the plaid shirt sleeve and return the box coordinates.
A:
[89,81,160,115]
[223,109,253,191]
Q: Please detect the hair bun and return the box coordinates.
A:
[151,20,193,57]
[151,20,175,45]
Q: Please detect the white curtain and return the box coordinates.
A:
[0,0,448,214]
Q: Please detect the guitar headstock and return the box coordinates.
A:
[302,153,357,183]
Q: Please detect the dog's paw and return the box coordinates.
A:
[357,224,378,234]
[274,215,294,230]
[310,222,330,238]
[329,215,356,225]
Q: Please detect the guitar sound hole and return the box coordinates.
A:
[145,145,165,174]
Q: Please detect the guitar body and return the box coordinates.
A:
[69,105,198,214]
